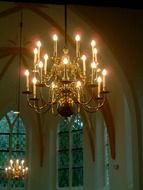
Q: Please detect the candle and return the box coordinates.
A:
[37,41,41,61]
[81,55,86,75]
[53,34,58,57]
[39,61,43,83]
[97,76,102,97]
[93,47,98,62]
[63,57,68,80]
[25,70,30,91]
[91,62,96,84]
[32,77,37,98]
[75,34,80,58]
[91,40,96,60]
[44,54,48,75]
[33,48,38,65]
[102,69,107,91]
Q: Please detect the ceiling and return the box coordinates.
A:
[1,0,143,9]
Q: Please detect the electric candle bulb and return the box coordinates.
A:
[91,40,96,47]
[37,41,41,61]
[53,34,58,56]
[75,34,80,57]
[63,57,68,64]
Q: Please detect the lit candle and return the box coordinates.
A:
[81,55,86,76]
[91,62,96,84]
[91,40,96,60]
[10,159,13,166]
[37,41,41,61]
[25,70,30,91]
[21,160,24,166]
[63,57,68,80]
[75,34,80,58]
[53,34,58,57]
[97,76,102,97]
[33,48,38,65]
[93,47,98,62]
[102,69,107,91]
[32,77,37,98]
[39,61,43,83]
[44,54,48,75]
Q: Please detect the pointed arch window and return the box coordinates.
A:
[57,114,84,189]
[0,111,27,188]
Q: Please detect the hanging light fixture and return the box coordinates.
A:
[5,159,28,180]
[5,10,28,180]
[23,5,109,117]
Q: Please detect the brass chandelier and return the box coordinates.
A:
[5,159,28,179]
[23,5,109,117]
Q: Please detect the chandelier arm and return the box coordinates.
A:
[26,94,51,111]
[79,96,106,113]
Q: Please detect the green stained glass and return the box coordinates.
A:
[71,114,83,130]
[0,111,27,188]
[11,151,25,160]
[7,111,17,124]
[72,167,83,186]
[58,151,69,168]
[13,117,26,133]
[59,118,69,132]
[72,130,83,149]
[10,179,25,188]
[0,152,9,168]
[72,149,83,167]
[0,134,9,150]
[57,114,84,188]
[58,132,69,150]
[0,116,9,133]
[58,168,69,187]
[12,134,26,151]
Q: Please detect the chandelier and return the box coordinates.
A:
[23,5,109,117]
[5,159,28,179]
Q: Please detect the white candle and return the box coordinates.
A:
[91,62,96,84]
[97,76,102,97]
[81,55,86,75]
[37,41,41,61]
[53,34,58,57]
[32,77,37,98]
[34,48,38,65]
[25,70,30,91]
[91,40,96,61]
[102,69,107,91]
[93,47,98,62]
[39,61,43,83]
[44,54,48,75]
[75,34,80,58]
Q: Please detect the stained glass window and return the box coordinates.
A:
[0,111,27,188]
[104,126,110,189]
[57,114,84,189]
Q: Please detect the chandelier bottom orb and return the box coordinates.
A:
[57,97,77,117]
